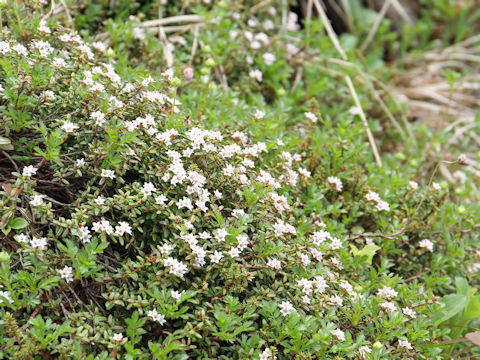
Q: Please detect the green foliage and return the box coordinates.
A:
[0,1,478,359]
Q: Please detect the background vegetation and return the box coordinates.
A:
[0,0,480,359]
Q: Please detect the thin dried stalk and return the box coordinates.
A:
[311,1,383,166]
[360,0,392,52]
[140,14,202,28]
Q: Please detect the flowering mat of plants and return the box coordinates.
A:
[1,1,480,359]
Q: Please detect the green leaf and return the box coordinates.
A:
[456,277,470,296]
[350,244,380,264]
[432,294,467,325]
[0,136,11,145]
[464,295,480,324]
[9,217,29,230]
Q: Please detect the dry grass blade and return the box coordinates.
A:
[393,35,480,184]
[140,15,202,28]
[360,0,392,52]
[312,0,382,167]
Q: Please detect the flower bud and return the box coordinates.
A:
[171,77,182,87]
[205,58,216,67]
[0,251,10,262]
[183,67,194,81]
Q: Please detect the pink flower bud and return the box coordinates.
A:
[183,67,194,81]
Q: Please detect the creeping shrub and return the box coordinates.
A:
[0,2,479,360]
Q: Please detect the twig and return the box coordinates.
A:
[190,24,200,65]
[1,151,19,172]
[389,0,414,24]
[291,66,303,92]
[349,219,411,241]
[345,76,383,166]
[340,0,354,31]
[140,14,201,28]
[158,27,173,68]
[360,0,392,52]
[249,0,273,13]
[68,284,94,316]
[326,0,349,30]
[313,0,382,166]
[58,0,72,24]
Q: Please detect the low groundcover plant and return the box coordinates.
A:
[0,2,478,360]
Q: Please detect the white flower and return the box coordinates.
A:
[402,307,417,318]
[278,301,294,316]
[61,121,77,133]
[142,182,156,197]
[380,301,396,312]
[30,195,44,207]
[299,253,310,266]
[327,176,343,191]
[13,44,28,56]
[163,257,188,277]
[91,111,106,126]
[0,41,11,55]
[38,20,51,34]
[30,236,47,250]
[215,228,228,242]
[171,290,182,302]
[358,345,372,359]
[377,286,398,299]
[74,226,92,244]
[349,106,361,115]
[94,196,106,205]
[419,239,434,252]
[59,266,74,283]
[331,328,345,341]
[228,247,240,258]
[92,220,114,235]
[176,197,193,211]
[259,347,276,360]
[101,169,115,179]
[76,158,86,168]
[147,309,166,325]
[328,295,343,306]
[0,290,13,304]
[432,182,441,191]
[376,200,390,212]
[365,191,380,202]
[161,68,174,80]
[409,181,418,190]
[115,222,132,236]
[92,41,106,52]
[305,112,318,122]
[43,90,55,100]
[223,164,235,177]
[15,234,28,243]
[53,57,66,68]
[249,69,263,82]
[210,250,223,263]
[398,339,412,350]
[263,19,275,31]
[133,27,146,40]
[263,52,276,66]
[159,243,173,255]
[254,109,265,119]
[112,333,124,342]
[267,258,281,270]
[22,165,37,177]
